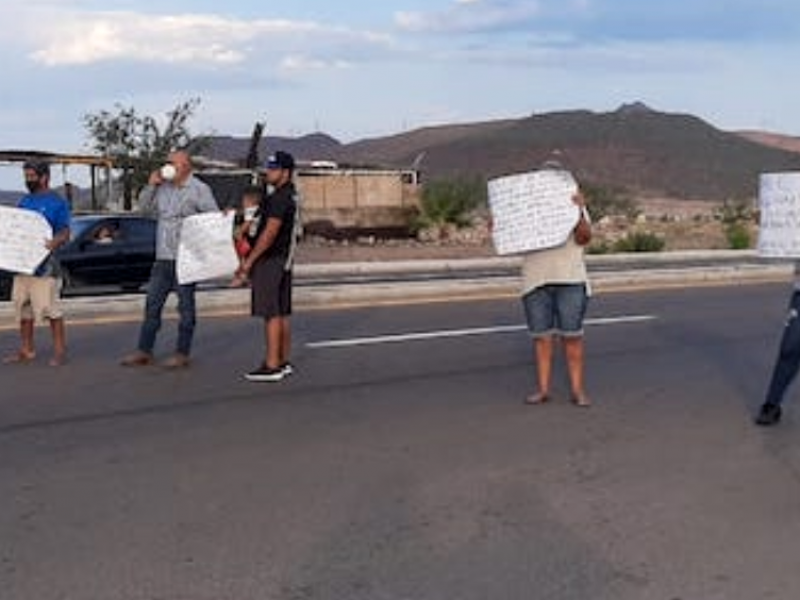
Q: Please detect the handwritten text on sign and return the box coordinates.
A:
[177,212,238,285]
[488,169,579,255]
[0,205,53,274]
[758,172,800,258]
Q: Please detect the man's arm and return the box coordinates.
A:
[237,218,282,277]
[46,226,70,251]
[137,185,159,216]
[572,191,592,246]
[46,201,71,251]
[194,180,220,213]
[138,168,171,216]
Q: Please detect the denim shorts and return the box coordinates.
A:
[522,283,588,338]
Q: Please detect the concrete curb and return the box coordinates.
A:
[0,252,793,328]
[294,249,777,277]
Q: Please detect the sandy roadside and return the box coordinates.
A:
[295,239,496,264]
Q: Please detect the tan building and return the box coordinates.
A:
[197,163,421,234]
[297,165,420,232]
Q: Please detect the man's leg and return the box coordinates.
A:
[38,276,68,366]
[124,262,172,365]
[245,260,289,382]
[558,284,590,406]
[49,318,66,365]
[760,292,800,424]
[20,318,35,357]
[280,317,291,367]
[533,336,554,397]
[4,276,36,362]
[523,286,555,404]
[139,262,174,352]
[278,270,293,370]
[563,335,590,406]
[266,317,283,370]
[175,282,197,358]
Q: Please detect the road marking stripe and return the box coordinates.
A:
[306,314,656,349]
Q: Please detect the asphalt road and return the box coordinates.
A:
[2,283,800,600]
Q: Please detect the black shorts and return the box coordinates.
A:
[250,257,292,318]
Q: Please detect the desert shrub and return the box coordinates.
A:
[582,182,640,221]
[587,241,613,254]
[724,223,751,249]
[416,177,486,230]
[613,232,665,253]
[713,198,754,250]
[715,198,754,224]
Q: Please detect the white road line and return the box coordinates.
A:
[306,314,656,349]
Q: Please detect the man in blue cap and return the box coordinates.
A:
[237,151,299,382]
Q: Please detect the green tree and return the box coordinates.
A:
[416,176,487,233]
[83,98,208,209]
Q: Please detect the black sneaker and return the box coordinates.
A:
[281,362,294,377]
[244,364,285,382]
[755,403,782,426]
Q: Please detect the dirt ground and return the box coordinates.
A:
[295,237,496,264]
[295,197,752,264]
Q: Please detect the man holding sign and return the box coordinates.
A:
[4,160,71,367]
[120,150,219,370]
[756,172,800,425]
[490,158,592,406]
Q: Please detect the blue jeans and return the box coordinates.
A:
[522,283,588,338]
[137,260,197,356]
[765,290,800,406]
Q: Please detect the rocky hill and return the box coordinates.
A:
[337,104,800,201]
[736,130,800,154]
[205,104,800,202]
[204,132,341,166]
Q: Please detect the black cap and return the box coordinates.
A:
[23,160,51,177]
[265,150,295,171]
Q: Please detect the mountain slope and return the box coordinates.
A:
[204,132,342,166]
[203,106,800,201]
[337,107,800,200]
[737,130,800,154]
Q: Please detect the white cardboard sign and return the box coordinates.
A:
[177,212,238,284]
[488,169,580,255]
[0,205,53,274]
[757,172,800,258]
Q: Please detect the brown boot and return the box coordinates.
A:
[120,350,153,367]
[161,353,190,369]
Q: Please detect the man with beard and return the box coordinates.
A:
[237,151,299,382]
[4,160,71,367]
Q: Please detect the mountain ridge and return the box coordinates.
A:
[205,106,800,201]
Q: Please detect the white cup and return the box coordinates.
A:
[160,164,177,181]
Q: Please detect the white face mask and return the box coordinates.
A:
[243,206,258,220]
[160,164,177,181]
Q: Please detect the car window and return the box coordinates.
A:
[70,218,102,241]
[120,219,156,242]
[90,222,120,243]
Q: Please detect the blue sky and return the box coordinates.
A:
[1,0,799,169]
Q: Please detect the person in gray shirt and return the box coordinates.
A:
[120,150,219,369]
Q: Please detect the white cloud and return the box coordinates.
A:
[279,55,353,73]
[395,0,543,34]
[19,8,392,69]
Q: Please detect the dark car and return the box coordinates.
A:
[0,214,156,300]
